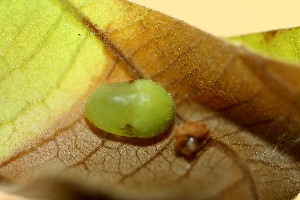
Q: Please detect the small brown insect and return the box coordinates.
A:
[175,121,210,157]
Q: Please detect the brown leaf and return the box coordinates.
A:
[1,1,299,200]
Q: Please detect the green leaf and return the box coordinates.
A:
[229,27,300,64]
[0,0,113,160]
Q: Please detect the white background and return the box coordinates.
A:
[130,0,300,37]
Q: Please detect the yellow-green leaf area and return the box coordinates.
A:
[48,0,152,53]
[229,27,300,64]
[0,0,110,160]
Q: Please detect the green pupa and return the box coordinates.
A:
[85,79,174,138]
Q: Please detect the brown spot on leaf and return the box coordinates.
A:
[128,79,136,84]
[262,30,279,42]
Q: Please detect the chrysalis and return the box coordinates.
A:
[175,121,210,157]
[85,79,174,138]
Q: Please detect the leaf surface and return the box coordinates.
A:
[0,0,299,199]
[230,27,300,64]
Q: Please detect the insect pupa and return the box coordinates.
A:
[85,79,174,138]
[175,121,210,157]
